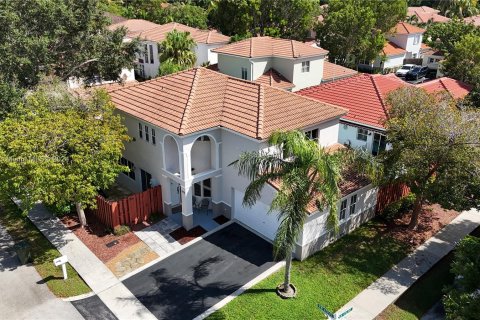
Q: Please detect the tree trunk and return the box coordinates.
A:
[283,251,293,293]
[75,202,87,227]
[408,196,423,230]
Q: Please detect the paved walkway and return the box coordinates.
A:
[26,203,157,320]
[338,209,480,320]
[134,217,182,257]
[0,224,84,320]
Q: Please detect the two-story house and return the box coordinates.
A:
[107,67,378,260]
[298,74,472,155]
[108,19,230,79]
[368,22,426,72]
[211,36,332,91]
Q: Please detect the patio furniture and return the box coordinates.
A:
[200,198,210,215]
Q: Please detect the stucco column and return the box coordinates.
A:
[211,176,222,217]
[181,184,194,231]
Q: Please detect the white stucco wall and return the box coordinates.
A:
[300,184,378,246]
[217,54,253,80]
[291,56,325,91]
[137,41,160,79]
[373,54,406,70]
[388,33,423,58]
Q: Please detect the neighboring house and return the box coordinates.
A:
[107,67,378,260]
[407,6,450,24]
[421,43,445,76]
[322,61,358,83]
[298,74,472,155]
[211,36,331,91]
[108,19,230,79]
[361,22,425,73]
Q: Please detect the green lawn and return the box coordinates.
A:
[208,220,410,320]
[0,198,91,298]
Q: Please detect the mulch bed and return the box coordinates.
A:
[169,226,207,245]
[60,212,141,263]
[385,203,459,250]
[213,215,230,225]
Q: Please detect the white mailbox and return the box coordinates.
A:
[53,255,68,280]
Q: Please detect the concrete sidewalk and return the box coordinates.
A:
[0,224,84,320]
[338,209,480,320]
[26,203,157,320]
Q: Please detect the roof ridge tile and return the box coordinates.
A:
[257,84,265,139]
[178,68,201,135]
[370,76,389,119]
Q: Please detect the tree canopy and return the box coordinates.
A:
[378,87,480,229]
[0,0,138,88]
[209,0,321,40]
[0,81,129,225]
[438,0,479,18]
[424,19,480,54]
[159,30,197,75]
[316,0,407,67]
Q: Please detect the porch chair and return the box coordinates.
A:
[200,198,210,215]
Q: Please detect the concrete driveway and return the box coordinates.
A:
[0,225,84,320]
[123,223,276,320]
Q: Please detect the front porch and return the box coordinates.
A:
[170,205,223,232]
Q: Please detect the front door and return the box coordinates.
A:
[372,133,387,156]
[170,181,181,207]
[141,169,152,191]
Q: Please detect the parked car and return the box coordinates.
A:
[405,66,429,81]
[395,64,417,77]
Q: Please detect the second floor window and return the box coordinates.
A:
[138,123,143,139]
[305,129,319,141]
[145,125,150,142]
[301,61,310,73]
[152,128,156,145]
[149,45,154,64]
[413,35,420,45]
[340,199,347,221]
[241,67,248,80]
[144,44,148,63]
[357,128,368,141]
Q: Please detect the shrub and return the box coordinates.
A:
[381,193,416,222]
[443,236,480,319]
[113,225,130,236]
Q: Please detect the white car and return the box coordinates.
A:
[395,64,417,77]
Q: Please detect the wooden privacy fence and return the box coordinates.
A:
[90,185,163,229]
[375,184,410,214]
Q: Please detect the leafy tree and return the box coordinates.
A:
[316,0,407,67]
[158,3,209,29]
[0,78,25,121]
[442,34,480,86]
[443,236,480,319]
[379,87,480,229]
[232,131,343,296]
[0,81,129,226]
[209,0,320,40]
[159,30,197,75]
[424,19,480,54]
[438,0,479,18]
[0,0,138,88]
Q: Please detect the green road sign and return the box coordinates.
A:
[317,304,335,319]
[337,307,353,319]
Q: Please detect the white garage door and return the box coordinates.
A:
[233,189,280,241]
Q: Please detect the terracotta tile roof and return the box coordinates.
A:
[108,68,346,139]
[382,41,407,56]
[421,44,444,56]
[393,21,426,34]
[108,19,159,37]
[109,20,230,44]
[105,12,128,25]
[322,62,358,82]
[417,77,472,99]
[298,74,408,130]
[255,69,295,89]
[212,36,328,59]
[407,6,450,23]
[464,15,480,26]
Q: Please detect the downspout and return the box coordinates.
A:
[250,60,254,81]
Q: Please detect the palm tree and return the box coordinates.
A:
[439,0,479,18]
[231,130,343,297]
[159,30,197,75]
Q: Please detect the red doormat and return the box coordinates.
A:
[170,226,207,245]
[213,215,230,225]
